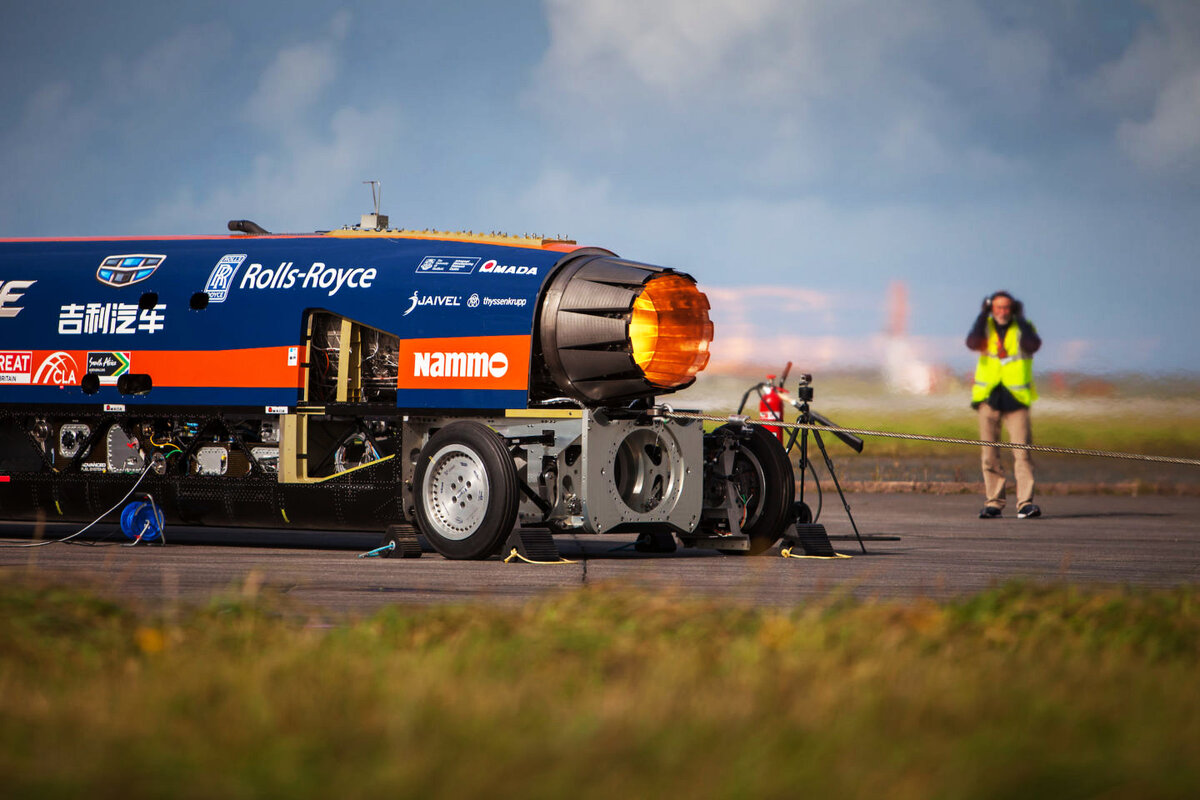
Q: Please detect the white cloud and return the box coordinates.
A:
[245,14,349,132]
[120,23,234,96]
[246,42,339,131]
[1117,70,1200,171]
[142,12,408,234]
[531,0,1049,185]
[146,103,404,233]
[1089,0,1200,172]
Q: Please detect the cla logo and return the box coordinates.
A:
[96,254,165,288]
[0,280,35,318]
[33,352,79,385]
[204,254,247,303]
[404,291,462,316]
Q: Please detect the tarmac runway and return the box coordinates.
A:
[2,493,1198,615]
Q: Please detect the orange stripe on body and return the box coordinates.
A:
[137,347,301,388]
[25,347,301,388]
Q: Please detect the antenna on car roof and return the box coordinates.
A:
[360,180,388,230]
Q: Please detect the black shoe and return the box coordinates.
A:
[979,506,1002,519]
[1017,504,1042,519]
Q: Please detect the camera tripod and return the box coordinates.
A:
[739,371,868,554]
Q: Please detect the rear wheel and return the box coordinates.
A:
[713,424,795,555]
[414,421,519,560]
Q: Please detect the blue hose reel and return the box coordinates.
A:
[120,500,165,542]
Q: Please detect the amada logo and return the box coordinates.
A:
[480,260,538,276]
[404,292,462,316]
[33,352,79,385]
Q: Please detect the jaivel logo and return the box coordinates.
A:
[404,292,462,316]
[204,254,247,303]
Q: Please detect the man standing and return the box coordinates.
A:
[967,292,1042,519]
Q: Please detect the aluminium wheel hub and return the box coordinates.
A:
[422,445,490,541]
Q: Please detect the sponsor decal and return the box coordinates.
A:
[397,335,530,392]
[96,254,165,288]
[403,291,462,316]
[414,351,508,379]
[86,351,131,385]
[0,280,35,318]
[479,259,538,276]
[33,351,79,386]
[204,254,247,303]
[287,346,298,367]
[467,293,480,308]
[481,296,528,308]
[59,303,166,335]
[237,261,376,297]
[81,462,107,472]
[265,405,289,414]
[416,256,479,275]
[103,403,125,413]
[0,351,32,384]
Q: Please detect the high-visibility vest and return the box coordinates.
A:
[972,318,1038,406]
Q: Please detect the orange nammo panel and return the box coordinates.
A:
[396,335,531,391]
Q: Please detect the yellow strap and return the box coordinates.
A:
[780,546,851,560]
[503,547,579,565]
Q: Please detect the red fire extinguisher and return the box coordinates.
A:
[759,374,784,442]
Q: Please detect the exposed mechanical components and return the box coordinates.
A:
[399,409,794,560]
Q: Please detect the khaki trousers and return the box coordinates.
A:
[978,404,1035,509]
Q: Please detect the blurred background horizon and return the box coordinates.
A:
[3,0,1199,380]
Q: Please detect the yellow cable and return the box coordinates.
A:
[503,547,579,565]
[780,546,851,560]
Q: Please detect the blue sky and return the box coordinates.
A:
[3,0,1199,374]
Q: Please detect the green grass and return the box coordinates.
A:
[827,410,1200,458]
[2,579,1199,798]
[702,411,1200,459]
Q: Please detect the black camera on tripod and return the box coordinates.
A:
[794,373,815,403]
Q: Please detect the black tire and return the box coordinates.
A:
[413,421,519,560]
[713,424,795,555]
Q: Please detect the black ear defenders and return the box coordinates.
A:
[983,292,1023,317]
